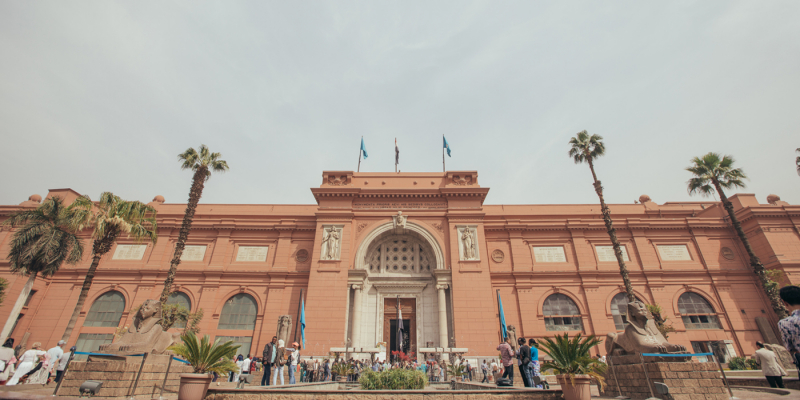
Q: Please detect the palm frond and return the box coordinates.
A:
[686,152,748,197]
[169,331,240,374]
[568,130,605,165]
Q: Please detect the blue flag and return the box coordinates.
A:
[443,136,451,157]
[360,138,368,159]
[300,297,306,349]
[497,291,507,340]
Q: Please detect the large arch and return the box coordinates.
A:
[354,221,445,271]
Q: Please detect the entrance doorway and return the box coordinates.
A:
[384,298,416,357]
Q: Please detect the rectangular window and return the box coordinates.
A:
[10,314,23,336]
[74,333,114,360]
[596,246,630,262]
[235,246,269,262]
[23,290,37,307]
[181,245,207,262]
[657,245,692,261]
[112,245,147,260]
[682,315,721,330]
[215,336,252,357]
[533,246,567,263]
[544,317,582,331]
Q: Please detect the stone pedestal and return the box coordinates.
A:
[603,355,728,400]
[58,359,193,398]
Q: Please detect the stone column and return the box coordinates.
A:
[351,284,363,348]
[437,284,449,347]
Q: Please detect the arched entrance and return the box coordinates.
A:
[347,221,450,357]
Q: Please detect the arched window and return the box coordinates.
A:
[218,294,257,330]
[678,292,721,330]
[543,294,582,331]
[84,291,126,327]
[610,293,641,331]
[166,292,192,329]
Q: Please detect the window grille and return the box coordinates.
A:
[83,291,125,327]
[218,294,257,330]
[543,294,582,331]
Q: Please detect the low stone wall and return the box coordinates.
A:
[57,359,193,398]
[727,376,800,390]
[205,381,563,400]
[603,356,728,400]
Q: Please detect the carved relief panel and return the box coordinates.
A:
[320,225,344,261]
[456,225,480,261]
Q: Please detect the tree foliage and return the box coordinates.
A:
[686,152,787,319]
[539,333,606,389]
[160,145,228,303]
[645,303,676,340]
[168,331,239,374]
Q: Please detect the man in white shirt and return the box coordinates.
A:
[55,349,71,383]
[46,340,66,381]
[285,342,300,384]
[241,355,252,376]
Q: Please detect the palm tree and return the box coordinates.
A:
[687,152,787,319]
[159,145,228,303]
[1,196,91,341]
[568,131,635,302]
[60,193,158,342]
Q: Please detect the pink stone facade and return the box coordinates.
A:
[0,171,798,359]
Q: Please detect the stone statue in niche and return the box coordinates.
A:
[276,315,293,345]
[100,299,178,354]
[321,226,340,260]
[461,228,476,260]
[393,211,407,230]
[606,301,687,355]
[506,325,518,352]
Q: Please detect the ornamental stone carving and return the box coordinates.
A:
[295,249,309,263]
[491,249,505,263]
[606,301,687,356]
[276,315,293,345]
[456,226,479,261]
[99,299,178,354]
[393,211,407,230]
[320,225,343,260]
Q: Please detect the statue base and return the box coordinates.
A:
[603,356,728,400]
[58,357,192,398]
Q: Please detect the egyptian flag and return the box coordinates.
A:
[395,138,399,167]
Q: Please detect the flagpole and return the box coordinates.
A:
[294,288,304,345]
[395,138,397,173]
[442,134,445,173]
[496,289,503,342]
[396,295,400,362]
[358,137,362,172]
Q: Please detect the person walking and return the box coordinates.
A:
[262,336,277,386]
[490,358,498,382]
[497,337,514,385]
[517,337,532,387]
[7,343,49,385]
[272,340,286,386]
[481,360,489,383]
[0,339,17,384]
[45,340,66,382]
[54,348,70,384]
[754,341,787,388]
[233,355,244,383]
[779,286,800,378]
[286,342,300,384]
[528,338,543,388]
[241,354,251,381]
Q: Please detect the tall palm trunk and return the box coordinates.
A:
[0,274,37,341]
[61,230,119,343]
[160,167,207,303]
[588,159,635,303]
[712,180,787,319]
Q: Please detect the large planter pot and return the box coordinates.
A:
[556,374,591,400]
[178,373,212,400]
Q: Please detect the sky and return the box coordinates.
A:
[1,1,799,207]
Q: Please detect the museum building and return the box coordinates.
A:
[0,170,799,361]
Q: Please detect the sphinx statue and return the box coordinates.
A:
[606,301,686,356]
[100,299,178,354]
[276,315,292,345]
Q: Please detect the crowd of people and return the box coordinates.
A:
[0,339,70,386]
[496,335,544,388]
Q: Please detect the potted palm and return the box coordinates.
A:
[169,332,239,400]
[331,362,353,382]
[539,334,606,400]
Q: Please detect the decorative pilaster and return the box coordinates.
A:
[351,284,363,347]
[437,284,449,347]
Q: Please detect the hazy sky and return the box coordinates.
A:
[1,1,798,207]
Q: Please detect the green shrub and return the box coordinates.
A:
[727,356,748,370]
[359,369,427,390]
[745,358,760,370]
